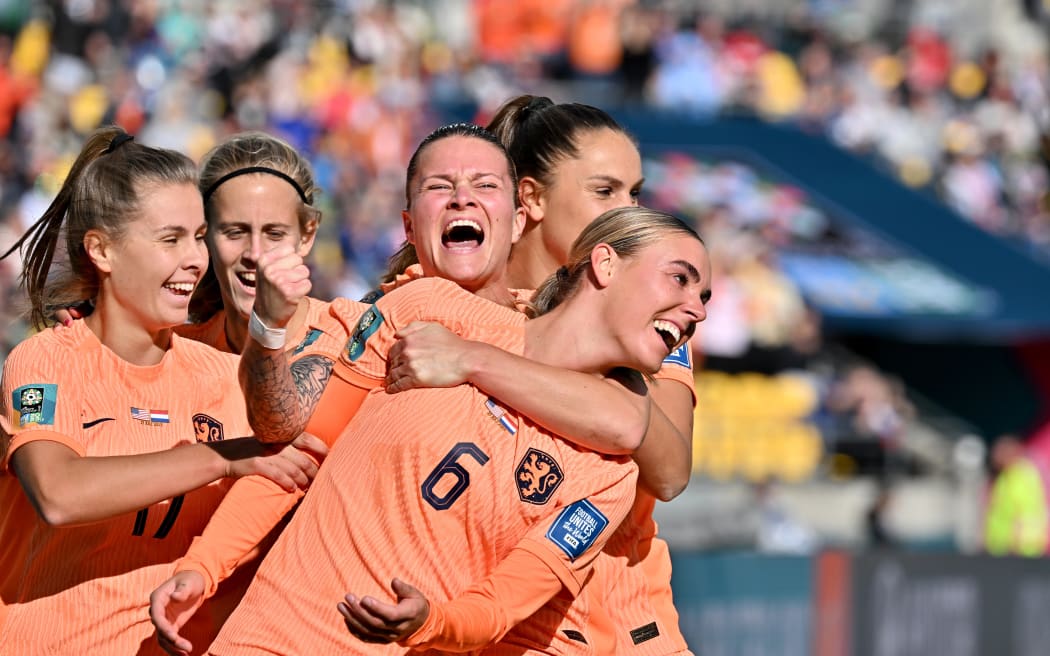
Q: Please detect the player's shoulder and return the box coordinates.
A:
[378,276,464,308]
[174,311,230,352]
[6,320,89,370]
[170,332,240,379]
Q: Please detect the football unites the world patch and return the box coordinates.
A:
[12,384,57,427]
[290,328,323,356]
[663,342,691,369]
[131,407,169,424]
[345,305,384,362]
[515,448,563,504]
[546,499,609,561]
[193,413,225,442]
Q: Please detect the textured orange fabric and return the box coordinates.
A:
[209,278,638,655]
[176,310,232,353]
[174,296,369,596]
[0,320,251,655]
[591,346,695,655]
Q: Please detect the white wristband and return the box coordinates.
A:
[248,310,287,350]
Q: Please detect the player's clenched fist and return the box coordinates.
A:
[253,244,312,328]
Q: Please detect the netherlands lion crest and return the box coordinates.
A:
[193,413,224,442]
[516,448,563,505]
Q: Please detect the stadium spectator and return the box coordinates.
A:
[984,433,1050,557]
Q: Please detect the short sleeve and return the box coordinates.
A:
[517,450,638,597]
[1,339,85,467]
[286,299,357,365]
[653,340,696,406]
[333,280,438,383]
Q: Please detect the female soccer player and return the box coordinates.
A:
[370,96,697,653]
[414,95,699,655]
[213,205,709,655]
[0,126,319,655]
[149,124,686,654]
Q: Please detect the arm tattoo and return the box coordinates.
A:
[290,355,335,412]
[241,345,334,443]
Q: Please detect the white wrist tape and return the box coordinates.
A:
[248,310,287,350]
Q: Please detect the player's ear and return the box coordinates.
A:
[84,229,113,274]
[401,209,415,245]
[296,210,320,257]
[590,243,617,289]
[518,177,546,223]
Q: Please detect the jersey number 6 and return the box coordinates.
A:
[421,442,489,510]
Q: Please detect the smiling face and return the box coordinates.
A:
[402,135,525,298]
[528,128,643,267]
[603,234,712,373]
[96,182,209,332]
[206,173,317,322]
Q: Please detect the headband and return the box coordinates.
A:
[103,133,134,154]
[202,166,310,204]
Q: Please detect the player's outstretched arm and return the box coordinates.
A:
[386,321,650,454]
[9,434,323,526]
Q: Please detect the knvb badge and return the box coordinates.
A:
[131,407,170,425]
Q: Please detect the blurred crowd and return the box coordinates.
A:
[0,1,1047,499]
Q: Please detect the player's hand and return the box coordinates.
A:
[253,244,311,329]
[52,301,92,329]
[338,578,429,644]
[211,433,328,492]
[385,322,476,392]
[150,570,206,656]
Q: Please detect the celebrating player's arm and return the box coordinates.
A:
[2,353,322,527]
[386,318,696,498]
[384,320,651,454]
[339,457,641,651]
[238,243,336,443]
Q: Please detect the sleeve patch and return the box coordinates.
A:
[13,384,58,427]
[545,499,609,561]
[663,343,691,369]
[345,305,384,362]
[290,328,322,356]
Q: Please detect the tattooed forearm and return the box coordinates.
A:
[239,341,332,443]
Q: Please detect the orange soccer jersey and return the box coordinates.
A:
[208,277,639,656]
[588,342,695,656]
[0,320,252,655]
[171,294,370,598]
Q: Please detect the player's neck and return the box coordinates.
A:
[524,301,607,375]
[506,234,557,291]
[85,299,172,366]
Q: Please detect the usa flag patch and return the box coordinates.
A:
[484,398,517,435]
[131,407,169,424]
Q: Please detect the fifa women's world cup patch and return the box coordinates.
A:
[12,384,57,427]
[193,413,225,442]
[663,342,691,368]
[516,448,563,504]
[545,499,609,561]
[345,305,384,362]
